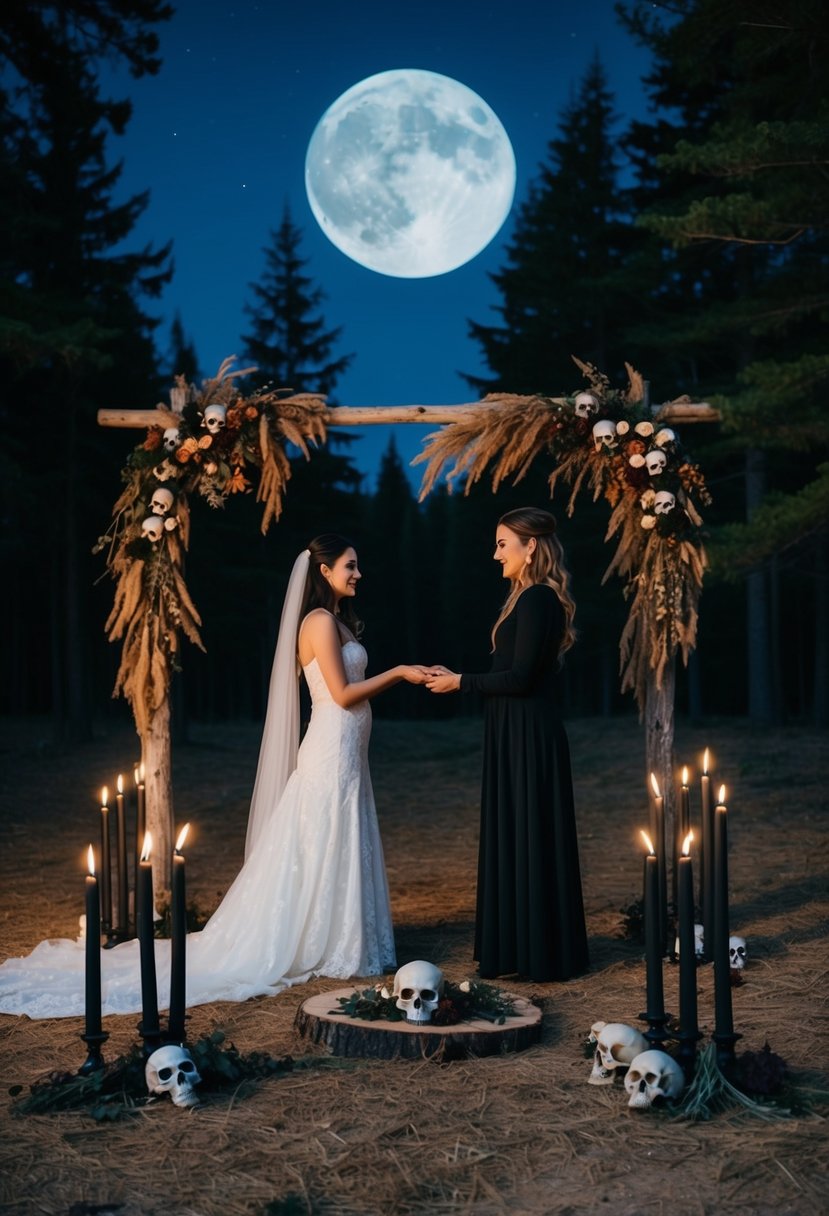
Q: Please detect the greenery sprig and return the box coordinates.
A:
[9,1030,300,1121]
[334,979,517,1026]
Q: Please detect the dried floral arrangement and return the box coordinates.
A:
[94,358,328,733]
[413,358,712,710]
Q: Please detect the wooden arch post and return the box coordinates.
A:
[98,394,717,904]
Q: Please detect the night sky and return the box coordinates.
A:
[106,0,654,485]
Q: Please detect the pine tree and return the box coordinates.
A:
[242,207,353,395]
[465,55,641,396]
[167,312,199,382]
[0,3,172,738]
[620,0,829,723]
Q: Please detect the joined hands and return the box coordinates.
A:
[399,665,461,691]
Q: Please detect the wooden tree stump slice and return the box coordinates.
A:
[294,988,542,1059]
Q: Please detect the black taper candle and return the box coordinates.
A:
[80,845,108,1073]
[99,789,112,939]
[677,840,701,1079]
[134,766,145,929]
[136,834,161,1051]
[701,763,714,962]
[639,833,670,1046]
[84,848,102,1039]
[115,776,129,939]
[167,824,189,1043]
[650,774,668,957]
[712,791,741,1070]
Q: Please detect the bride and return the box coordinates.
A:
[0,534,428,1018]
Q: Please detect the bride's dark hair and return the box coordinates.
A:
[301,533,363,637]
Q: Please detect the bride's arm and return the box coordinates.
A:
[304,612,427,708]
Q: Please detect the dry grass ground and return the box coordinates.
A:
[0,713,827,1216]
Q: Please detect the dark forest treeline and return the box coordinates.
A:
[1,1,827,735]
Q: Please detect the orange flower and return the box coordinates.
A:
[225,407,243,430]
[143,427,163,451]
[198,434,213,449]
[175,438,199,463]
[245,405,259,420]
[226,466,251,494]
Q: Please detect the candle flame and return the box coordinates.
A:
[134,762,145,785]
[175,823,190,852]
[682,765,689,786]
[101,786,108,808]
[117,773,124,794]
[718,784,727,806]
[703,748,710,775]
[140,831,152,862]
[682,831,694,856]
[640,829,655,855]
[87,845,95,875]
[649,772,661,798]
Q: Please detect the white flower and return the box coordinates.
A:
[459,980,471,993]
[380,986,390,1000]
[641,514,657,530]
[634,420,654,437]
[163,516,178,532]
[615,420,630,436]
[640,489,656,508]
[628,453,646,468]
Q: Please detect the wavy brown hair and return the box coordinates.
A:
[491,507,576,660]
[300,533,363,639]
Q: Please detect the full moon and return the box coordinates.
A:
[305,68,516,278]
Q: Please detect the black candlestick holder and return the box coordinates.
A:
[137,1020,163,1057]
[639,1009,672,1049]
[712,1028,742,1075]
[79,1030,109,1075]
[675,1027,703,1081]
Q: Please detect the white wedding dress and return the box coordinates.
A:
[0,641,396,1018]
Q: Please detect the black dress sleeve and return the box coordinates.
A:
[459,585,563,696]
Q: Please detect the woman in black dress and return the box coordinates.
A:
[426,506,589,982]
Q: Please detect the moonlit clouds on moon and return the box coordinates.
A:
[305,68,516,278]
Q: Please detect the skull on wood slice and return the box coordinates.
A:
[392,960,443,1024]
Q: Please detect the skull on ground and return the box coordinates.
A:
[145,1044,201,1108]
[674,923,704,959]
[729,936,747,970]
[624,1049,685,1110]
[392,960,443,1024]
[588,1022,648,1085]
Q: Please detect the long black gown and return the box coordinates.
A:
[461,583,589,982]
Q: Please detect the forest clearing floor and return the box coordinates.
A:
[1,713,827,1216]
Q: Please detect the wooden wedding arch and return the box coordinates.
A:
[98,357,717,901]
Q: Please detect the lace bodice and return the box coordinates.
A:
[302,640,367,704]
